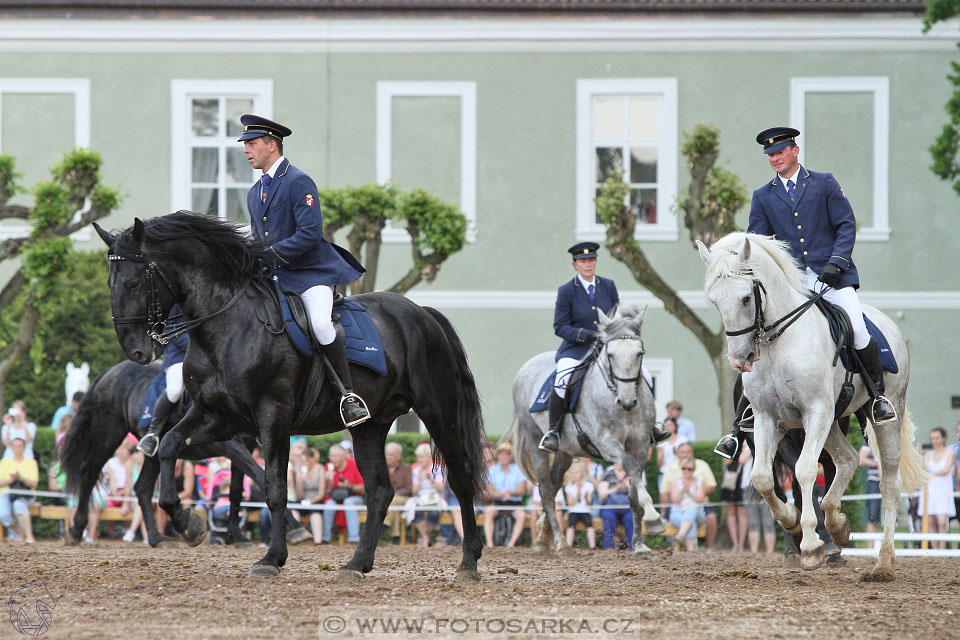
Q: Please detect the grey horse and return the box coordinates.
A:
[504,304,665,556]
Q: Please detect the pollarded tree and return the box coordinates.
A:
[318,184,468,295]
[0,149,122,411]
[924,1,960,197]
[598,123,748,426]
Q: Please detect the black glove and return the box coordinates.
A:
[586,330,602,344]
[818,263,842,287]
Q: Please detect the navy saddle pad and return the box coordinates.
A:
[830,313,898,374]
[530,370,583,414]
[137,371,193,431]
[275,283,387,376]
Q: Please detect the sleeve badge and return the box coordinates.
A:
[305,194,315,206]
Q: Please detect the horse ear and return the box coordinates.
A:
[81,362,89,375]
[92,222,115,248]
[636,305,647,326]
[598,307,611,327]
[132,218,147,252]
[696,240,711,264]
[740,237,752,262]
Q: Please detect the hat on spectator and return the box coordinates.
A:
[495,442,513,454]
[339,439,354,451]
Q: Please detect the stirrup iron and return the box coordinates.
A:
[871,396,898,425]
[340,392,371,427]
[713,434,739,460]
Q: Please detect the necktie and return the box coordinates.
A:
[588,283,595,301]
[786,179,795,200]
[261,174,272,207]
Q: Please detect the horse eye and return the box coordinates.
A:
[741,295,751,307]
[123,279,141,292]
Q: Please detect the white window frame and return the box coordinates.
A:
[790,76,890,242]
[170,79,273,219]
[643,357,674,423]
[376,81,477,243]
[576,78,679,243]
[0,78,91,241]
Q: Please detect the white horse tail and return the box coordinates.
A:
[502,412,539,482]
[893,410,929,492]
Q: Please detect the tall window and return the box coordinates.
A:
[171,80,272,222]
[576,79,678,242]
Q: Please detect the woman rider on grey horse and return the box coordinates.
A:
[539,242,670,453]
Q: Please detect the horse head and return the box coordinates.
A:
[598,304,646,411]
[94,218,170,365]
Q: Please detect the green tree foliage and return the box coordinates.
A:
[924,0,960,197]
[597,123,748,425]
[0,148,122,411]
[3,251,125,427]
[317,183,467,294]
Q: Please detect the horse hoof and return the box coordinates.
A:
[455,569,481,583]
[634,544,652,558]
[64,531,80,546]
[183,511,207,547]
[232,540,254,549]
[286,528,313,546]
[829,517,851,547]
[644,520,666,536]
[334,569,364,582]
[861,568,895,583]
[556,546,577,558]
[783,554,801,569]
[249,563,281,578]
[154,537,176,549]
[801,548,825,571]
[531,544,549,555]
[825,553,846,568]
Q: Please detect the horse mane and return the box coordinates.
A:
[704,232,808,297]
[601,303,643,337]
[118,211,266,282]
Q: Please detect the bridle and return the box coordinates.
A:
[596,334,646,394]
[108,241,251,346]
[723,269,831,347]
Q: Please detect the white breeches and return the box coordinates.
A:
[301,284,337,346]
[806,268,869,350]
[165,362,184,403]
[555,356,652,398]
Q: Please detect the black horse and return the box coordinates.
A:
[93,212,487,579]
[60,359,312,547]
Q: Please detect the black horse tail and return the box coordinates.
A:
[423,306,488,501]
[60,368,109,495]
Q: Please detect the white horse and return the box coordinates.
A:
[504,304,665,557]
[697,233,925,580]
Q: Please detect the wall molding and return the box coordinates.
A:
[404,289,960,310]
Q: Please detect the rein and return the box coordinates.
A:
[108,250,253,346]
[723,271,831,347]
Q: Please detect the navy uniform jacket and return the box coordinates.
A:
[162,304,188,369]
[247,158,363,293]
[554,276,620,362]
[747,165,859,289]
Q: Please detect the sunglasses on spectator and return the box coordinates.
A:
[682,466,695,471]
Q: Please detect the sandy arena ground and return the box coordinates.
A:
[1,541,958,639]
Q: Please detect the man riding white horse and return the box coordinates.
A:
[715,127,896,460]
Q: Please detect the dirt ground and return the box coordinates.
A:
[1,542,958,639]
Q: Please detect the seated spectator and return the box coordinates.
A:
[52,392,84,451]
[2,403,36,460]
[321,444,364,544]
[287,439,307,521]
[579,456,605,518]
[438,464,464,547]
[123,449,150,543]
[858,443,881,548]
[666,400,697,441]
[55,414,73,454]
[296,447,326,545]
[483,442,527,548]
[656,417,688,488]
[104,442,134,538]
[659,442,717,551]
[383,442,412,544]
[0,438,38,543]
[563,461,596,550]
[668,457,707,551]
[598,463,633,550]
[411,443,444,548]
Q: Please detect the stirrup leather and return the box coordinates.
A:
[340,392,371,427]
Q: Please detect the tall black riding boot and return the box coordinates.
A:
[321,329,371,427]
[137,393,174,457]
[538,391,565,453]
[714,392,751,460]
[856,338,897,424]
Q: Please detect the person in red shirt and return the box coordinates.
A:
[321,444,364,543]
